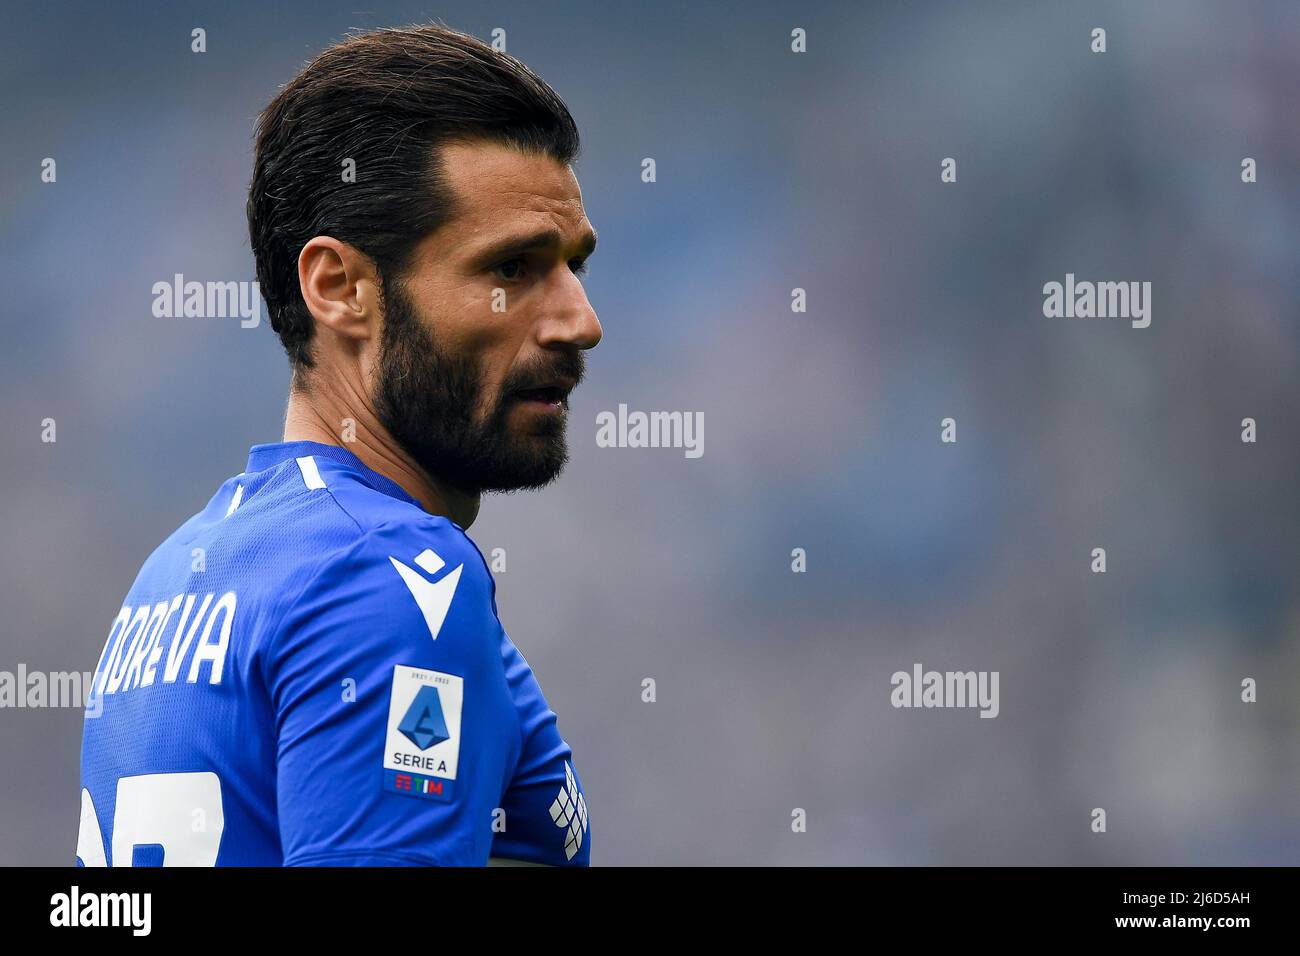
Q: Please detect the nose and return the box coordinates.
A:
[536,268,602,351]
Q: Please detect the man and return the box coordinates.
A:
[76,25,600,866]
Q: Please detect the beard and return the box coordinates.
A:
[373,280,582,496]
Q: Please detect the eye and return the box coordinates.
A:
[569,257,589,277]
[493,257,528,282]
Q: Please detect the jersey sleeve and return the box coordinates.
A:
[264,518,520,866]
[489,635,592,866]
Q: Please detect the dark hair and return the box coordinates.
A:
[247,24,581,372]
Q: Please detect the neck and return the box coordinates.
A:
[281,379,481,530]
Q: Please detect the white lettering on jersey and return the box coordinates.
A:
[89,592,236,700]
[76,773,225,869]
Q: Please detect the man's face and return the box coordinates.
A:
[374,139,601,495]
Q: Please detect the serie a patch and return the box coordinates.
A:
[382,665,463,802]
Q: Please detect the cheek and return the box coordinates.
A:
[433,284,538,408]
[478,367,515,419]
[441,290,519,350]
[473,328,535,397]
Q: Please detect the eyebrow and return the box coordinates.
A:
[466,225,597,268]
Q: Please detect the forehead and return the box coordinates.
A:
[437,139,588,245]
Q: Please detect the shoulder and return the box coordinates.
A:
[266,453,492,592]
[259,454,502,674]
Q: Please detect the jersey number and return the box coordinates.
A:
[76,772,225,866]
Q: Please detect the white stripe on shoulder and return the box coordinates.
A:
[296,455,327,490]
[224,483,244,517]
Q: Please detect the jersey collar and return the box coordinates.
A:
[245,440,423,508]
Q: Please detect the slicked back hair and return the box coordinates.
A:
[247,24,581,373]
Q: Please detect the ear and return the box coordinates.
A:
[297,236,382,347]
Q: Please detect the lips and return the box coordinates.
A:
[512,377,576,408]
[513,385,569,407]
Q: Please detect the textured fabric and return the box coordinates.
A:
[76,440,589,866]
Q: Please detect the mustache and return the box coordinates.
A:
[501,350,586,395]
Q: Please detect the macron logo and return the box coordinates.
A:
[389,549,464,641]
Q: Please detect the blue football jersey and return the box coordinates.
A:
[76,440,590,866]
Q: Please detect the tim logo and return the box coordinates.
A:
[399,685,449,750]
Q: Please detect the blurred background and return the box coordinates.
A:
[1,0,1297,865]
